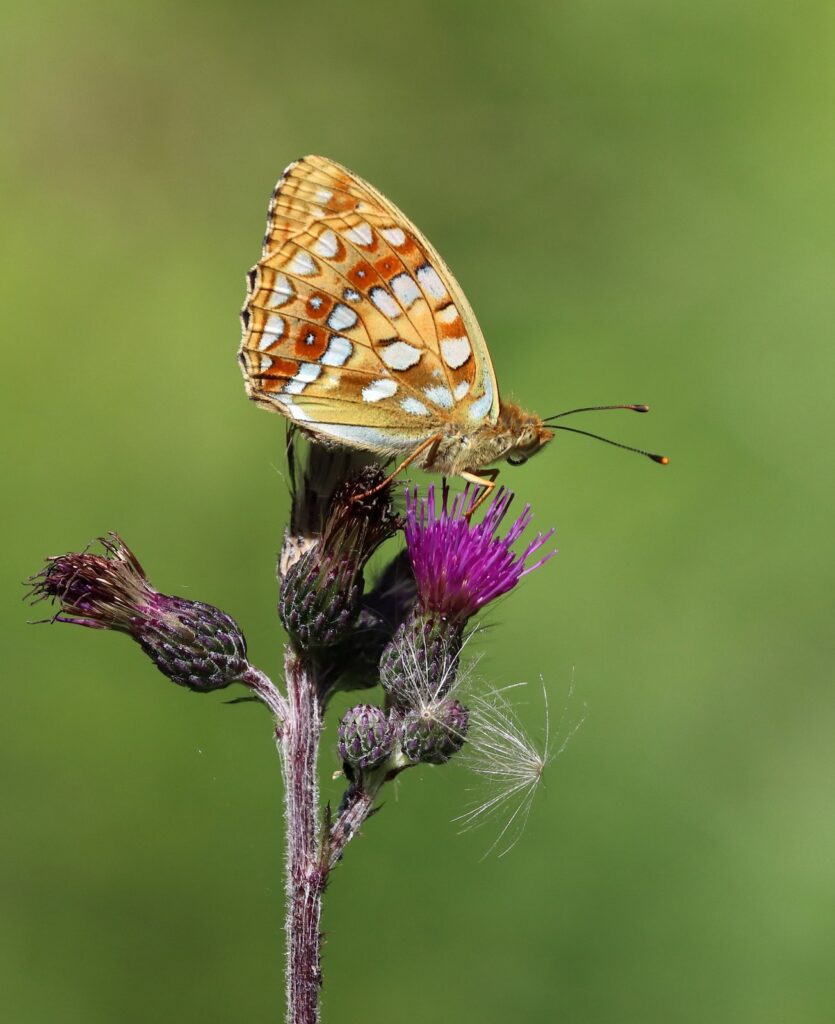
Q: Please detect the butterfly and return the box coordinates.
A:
[239,156,665,500]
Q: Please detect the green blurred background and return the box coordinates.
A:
[3,2,834,1021]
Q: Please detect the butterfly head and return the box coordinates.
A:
[496,402,554,468]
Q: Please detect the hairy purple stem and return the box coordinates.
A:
[242,665,289,724]
[322,783,379,873]
[278,649,384,1023]
[281,649,324,1024]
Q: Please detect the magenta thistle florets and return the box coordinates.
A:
[404,484,556,624]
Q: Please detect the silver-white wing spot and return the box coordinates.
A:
[440,337,472,369]
[380,341,422,370]
[416,264,447,300]
[370,287,401,319]
[424,384,454,409]
[468,365,495,421]
[327,304,358,331]
[321,335,353,367]
[391,273,421,308]
[289,251,317,276]
[363,378,398,402]
[381,226,407,247]
[346,222,374,247]
[402,396,430,416]
[259,315,286,348]
[284,362,322,395]
[314,230,338,258]
[269,274,294,307]
[437,303,460,324]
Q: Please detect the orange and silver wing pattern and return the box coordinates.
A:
[239,155,500,455]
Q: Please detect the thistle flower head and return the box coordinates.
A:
[27,535,251,693]
[279,465,399,649]
[319,465,400,572]
[404,484,555,623]
[28,534,153,631]
[281,434,394,576]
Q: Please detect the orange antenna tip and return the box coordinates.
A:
[650,454,669,465]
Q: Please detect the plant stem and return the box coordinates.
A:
[322,781,380,873]
[279,649,386,1024]
[242,665,289,723]
[282,649,324,1024]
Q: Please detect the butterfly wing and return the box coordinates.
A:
[239,155,500,455]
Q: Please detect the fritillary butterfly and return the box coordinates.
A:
[239,156,664,496]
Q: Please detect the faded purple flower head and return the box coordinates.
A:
[279,465,400,649]
[27,534,251,692]
[28,534,155,631]
[404,484,555,623]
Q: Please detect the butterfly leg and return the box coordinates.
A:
[460,468,500,518]
[352,434,444,501]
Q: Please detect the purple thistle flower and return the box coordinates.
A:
[403,484,555,623]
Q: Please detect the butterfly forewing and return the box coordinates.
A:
[240,156,500,453]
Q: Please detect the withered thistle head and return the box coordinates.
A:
[278,465,398,650]
[27,534,252,693]
[282,432,382,576]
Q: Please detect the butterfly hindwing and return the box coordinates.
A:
[239,156,500,453]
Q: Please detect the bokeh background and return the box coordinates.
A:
[3,2,834,1022]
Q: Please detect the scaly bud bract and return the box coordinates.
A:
[337,704,395,771]
[400,698,470,765]
[278,549,362,648]
[379,614,462,710]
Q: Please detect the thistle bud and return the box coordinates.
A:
[337,704,394,771]
[379,614,462,710]
[400,699,470,765]
[27,535,254,693]
[278,549,362,649]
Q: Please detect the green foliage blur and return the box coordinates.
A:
[3,2,834,1021]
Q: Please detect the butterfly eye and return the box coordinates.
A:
[508,454,528,467]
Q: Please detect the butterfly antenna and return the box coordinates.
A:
[550,425,669,464]
[544,403,650,421]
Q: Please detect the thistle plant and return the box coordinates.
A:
[27,442,557,1024]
